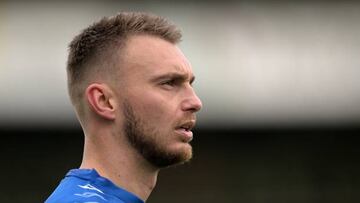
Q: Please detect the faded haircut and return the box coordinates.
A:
[66,11,182,113]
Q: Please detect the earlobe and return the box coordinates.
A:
[86,83,116,120]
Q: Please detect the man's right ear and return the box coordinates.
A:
[85,83,116,120]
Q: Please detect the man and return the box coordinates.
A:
[45,12,202,203]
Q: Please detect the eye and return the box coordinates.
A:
[161,79,176,87]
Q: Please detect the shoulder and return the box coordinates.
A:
[45,169,138,203]
[46,183,115,203]
[46,181,117,202]
[46,171,114,203]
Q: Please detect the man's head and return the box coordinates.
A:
[67,12,202,168]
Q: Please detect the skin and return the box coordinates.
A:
[79,35,202,201]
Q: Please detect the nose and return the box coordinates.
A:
[181,87,202,113]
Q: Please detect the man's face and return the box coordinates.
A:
[115,35,202,168]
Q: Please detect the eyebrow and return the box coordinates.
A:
[151,72,195,84]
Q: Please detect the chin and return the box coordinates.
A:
[170,143,193,162]
[151,144,192,168]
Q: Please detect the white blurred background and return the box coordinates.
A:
[1,0,360,128]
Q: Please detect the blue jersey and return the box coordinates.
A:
[45,169,144,203]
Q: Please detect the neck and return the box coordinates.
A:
[80,129,159,201]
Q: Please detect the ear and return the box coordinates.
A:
[85,83,116,120]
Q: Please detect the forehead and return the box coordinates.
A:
[120,35,193,77]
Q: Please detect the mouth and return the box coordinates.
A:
[175,120,196,142]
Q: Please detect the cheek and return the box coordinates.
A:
[132,94,176,123]
[126,84,182,128]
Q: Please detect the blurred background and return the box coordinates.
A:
[1,0,360,202]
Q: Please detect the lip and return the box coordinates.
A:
[175,120,196,142]
[175,128,193,142]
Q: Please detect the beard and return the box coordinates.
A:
[122,101,192,168]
